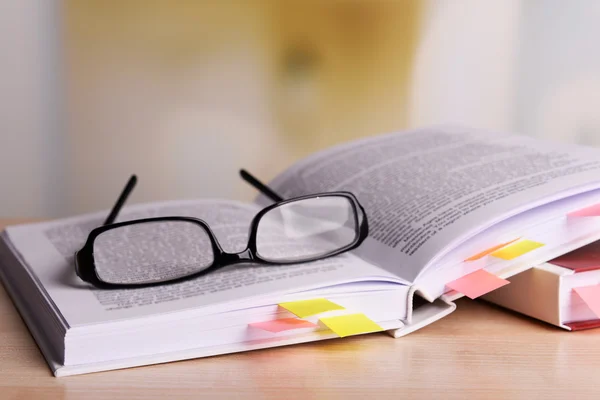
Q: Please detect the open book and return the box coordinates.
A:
[4,126,600,376]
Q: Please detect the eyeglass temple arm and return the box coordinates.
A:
[240,169,368,239]
[239,169,283,202]
[103,175,138,226]
[104,171,270,227]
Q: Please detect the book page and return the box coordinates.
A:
[263,127,600,283]
[5,199,401,327]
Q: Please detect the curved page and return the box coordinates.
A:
[263,127,600,283]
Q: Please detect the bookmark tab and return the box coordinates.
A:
[490,239,544,260]
[320,313,383,338]
[574,285,600,318]
[568,203,600,217]
[249,318,318,333]
[446,269,510,299]
[279,298,344,318]
[549,241,600,273]
[465,238,520,261]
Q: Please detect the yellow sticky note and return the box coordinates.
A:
[490,239,544,260]
[279,298,344,318]
[464,238,520,261]
[320,313,383,338]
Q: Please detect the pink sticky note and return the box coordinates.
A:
[249,318,318,333]
[568,203,600,217]
[574,285,600,318]
[446,269,510,299]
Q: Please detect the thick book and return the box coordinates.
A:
[484,240,600,330]
[4,127,600,376]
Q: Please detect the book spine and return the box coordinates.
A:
[564,319,600,331]
[482,266,563,327]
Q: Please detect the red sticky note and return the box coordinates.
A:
[446,269,510,299]
[249,318,318,333]
[568,203,600,217]
[574,285,600,318]
[464,238,520,261]
[549,241,600,273]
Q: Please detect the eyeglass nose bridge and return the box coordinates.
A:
[220,248,255,265]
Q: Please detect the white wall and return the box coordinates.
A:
[409,0,600,146]
[0,0,64,218]
[514,0,600,145]
[407,0,522,133]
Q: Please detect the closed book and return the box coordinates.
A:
[484,240,600,330]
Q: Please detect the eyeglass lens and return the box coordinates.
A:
[93,220,215,284]
[255,196,358,262]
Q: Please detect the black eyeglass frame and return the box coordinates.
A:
[75,179,369,289]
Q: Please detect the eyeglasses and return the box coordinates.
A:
[74,170,369,289]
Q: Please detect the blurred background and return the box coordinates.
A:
[1,0,600,218]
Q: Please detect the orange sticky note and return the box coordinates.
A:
[568,203,600,217]
[279,298,344,318]
[490,239,544,260]
[446,269,510,299]
[465,238,520,261]
[249,318,318,333]
[574,285,600,318]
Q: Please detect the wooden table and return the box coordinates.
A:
[1,220,600,399]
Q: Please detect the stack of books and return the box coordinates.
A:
[2,127,600,376]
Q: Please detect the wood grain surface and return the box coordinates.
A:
[1,219,600,399]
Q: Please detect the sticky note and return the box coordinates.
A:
[320,313,383,337]
[574,285,600,318]
[249,318,318,333]
[490,239,544,260]
[279,298,344,318]
[465,238,520,261]
[446,269,510,299]
[568,203,600,217]
[548,241,600,272]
